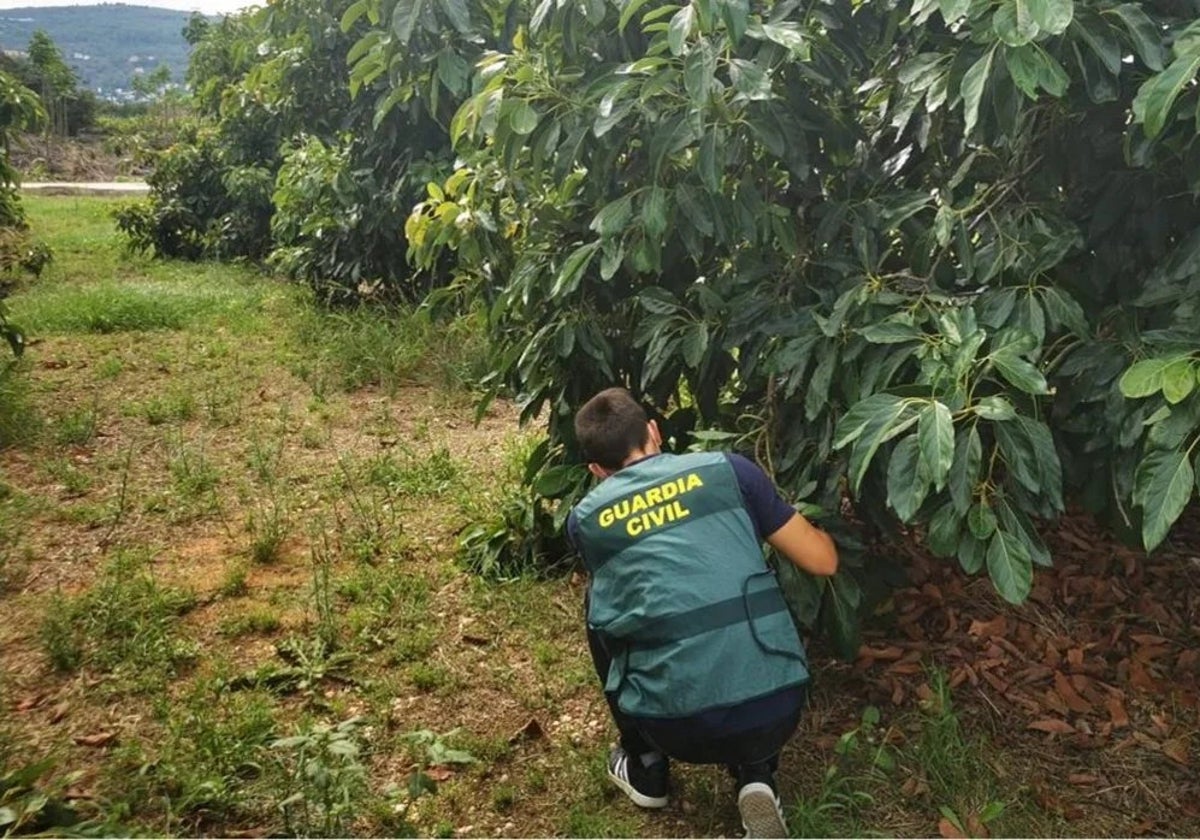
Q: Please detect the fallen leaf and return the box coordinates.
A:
[425,766,455,782]
[1161,737,1190,766]
[50,701,69,724]
[862,645,905,661]
[1177,650,1200,672]
[965,812,990,838]
[1068,774,1098,785]
[15,694,45,712]
[968,615,1008,639]
[73,731,117,747]
[1131,818,1157,835]
[1028,719,1075,735]
[937,817,966,839]
[1128,658,1158,692]
[1106,695,1129,729]
[1054,671,1093,714]
[1130,633,1168,646]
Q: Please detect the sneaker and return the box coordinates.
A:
[738,781,787,838]
[607,746,669,809]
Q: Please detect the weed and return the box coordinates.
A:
[52,406,99,446]
[220,606,283,638]
[37,549,197,686]
[245,433,285,485]
[309,533,340,652]
[112,679,277,827]
[40,591,83,672]
[389,627,437,664]
[167,436,221,516]
[408,662,454,693]
[44,457,92,497]
[335,457,401,564]
[492,785,516,813]
[0,361,39,447]
[140,392,197,425]
[271,717,369,838]
[246,494,289,564]
[366,446,463,498]
[96,356,124,379]
[220,562,250,598]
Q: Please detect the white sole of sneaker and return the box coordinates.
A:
[738,782,787,838]
[607,767,668,809]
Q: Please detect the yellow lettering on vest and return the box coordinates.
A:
[599,509,614,528]
[631,494,648,514]
[627,515,644,537]
[613,499,630,520]
[648,507,666,528]
[661,481,677,501]
[645,487,663,506]
[685,473,704,491]
[671,500,690,520]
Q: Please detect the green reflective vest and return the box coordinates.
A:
[574,451,809,718]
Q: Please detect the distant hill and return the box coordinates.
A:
[0,4,208,98]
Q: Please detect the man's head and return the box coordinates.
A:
[575,387,661,478]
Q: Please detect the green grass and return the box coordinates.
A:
[0,361,40,447]
[10,279,269,335]
[38,549,197,685]
[289,303,492,396]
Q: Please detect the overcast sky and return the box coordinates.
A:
[0,0,255,14]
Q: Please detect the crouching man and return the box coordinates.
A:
[566,388,838,837]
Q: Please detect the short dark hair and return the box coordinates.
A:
[575,388,650,471]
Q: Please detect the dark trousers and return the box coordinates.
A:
[586,624,805,783]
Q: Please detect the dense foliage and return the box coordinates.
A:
[389,0,1200,648]
[117,0,470,302]
[0,31,96,139]
[0,69,43,368]
[129,0,1200,650]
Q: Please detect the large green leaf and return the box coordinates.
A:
[1132,53,1200,139]
[860,321,923,344]
[918,401,955,491]
[551,241,601,297]
[1161,359,1197,405]
[1027,0,1073,35]
[833,393,906,449]
[992,351,1048,394]
[668,4,695,55]
[391,0,426,45]
[847,401,919,493]
[1110,3,1165,71]
[1135,449,1194,551]
[993,2,1039,47]
[887,436,927,522]
[1119,357,1178,398]
[684,39,715,105]
[589,195,634,237]
[986,529,1033,604]
[948,425,982,515]
[961,48,995,135]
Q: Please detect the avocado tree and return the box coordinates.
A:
[379,0,1200,651]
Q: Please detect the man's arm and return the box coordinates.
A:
[765,513,838,577]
